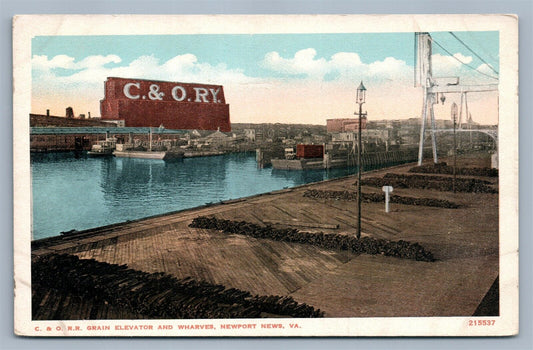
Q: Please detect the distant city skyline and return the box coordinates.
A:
[32,32,499,126]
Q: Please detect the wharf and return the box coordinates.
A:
[32,154,499,318]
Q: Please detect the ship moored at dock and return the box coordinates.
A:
[112,149,184,161]
[87,137,117,157]
[112,141,184,161]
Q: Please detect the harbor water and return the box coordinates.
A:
[31,152,359,240]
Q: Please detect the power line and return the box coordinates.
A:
[430,37,499,81]
[448,32,499,75]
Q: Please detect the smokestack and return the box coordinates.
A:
[66,107,74,119]
[46,109,50,117]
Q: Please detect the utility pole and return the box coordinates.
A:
[451,102,458,193]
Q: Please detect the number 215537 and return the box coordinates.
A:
[468,320,496,326]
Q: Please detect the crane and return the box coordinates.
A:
[414,32,498,165]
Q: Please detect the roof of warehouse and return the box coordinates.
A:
[30,127,189,135]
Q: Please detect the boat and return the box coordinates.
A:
[112,126,184,161]
[271,158,325,170]
[88,137,117,156]
[183,150,225,158]
[113,148,184,161]
[112,140,184,161]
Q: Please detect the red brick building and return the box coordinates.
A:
[100,77,231,132]
[326,117,367,133]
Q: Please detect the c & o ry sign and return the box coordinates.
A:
[123,82,223,103]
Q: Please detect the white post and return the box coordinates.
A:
[417,91,428,165]
[416,33,433,166]
[382,186,393,213]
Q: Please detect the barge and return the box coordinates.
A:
[271,144,348,170]
[271,157,348,170]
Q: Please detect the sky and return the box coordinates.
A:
[31,31,500,125]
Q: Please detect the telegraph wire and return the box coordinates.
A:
[429,37,499,81]
[448,32,499,75]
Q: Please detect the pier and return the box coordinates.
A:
[31,154,498,319]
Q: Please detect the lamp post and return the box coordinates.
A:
[355,81,367,239]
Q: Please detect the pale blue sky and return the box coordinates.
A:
[31,31,500,124]
[32,32,499,79]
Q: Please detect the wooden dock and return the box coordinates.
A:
[32,155,499,318]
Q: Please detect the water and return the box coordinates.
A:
[31,152,357,240]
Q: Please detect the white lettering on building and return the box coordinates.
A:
[171,85,187,102]
[194,87,210,103]
[123,82,222,103]
[209,88,221,103]
[123,83,140,99]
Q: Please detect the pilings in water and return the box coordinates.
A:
[256,148,285,168]
[256,148,268,168]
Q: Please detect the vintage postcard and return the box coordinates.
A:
[13,14,518,336]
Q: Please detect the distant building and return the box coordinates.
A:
[189,130,203,138]
[203,129,236,148]
[312,134,327,143]
[367,119,393,129]
[363,129,389,143]
[255,130,264,142]
[326,117,367,133]
[244,129,256,142]
[331,132,356,142]
[103,119,125,127]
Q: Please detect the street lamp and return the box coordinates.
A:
[355,81,367,239]
[357,81,366,104]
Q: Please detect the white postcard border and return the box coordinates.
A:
[13,14,519,337]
